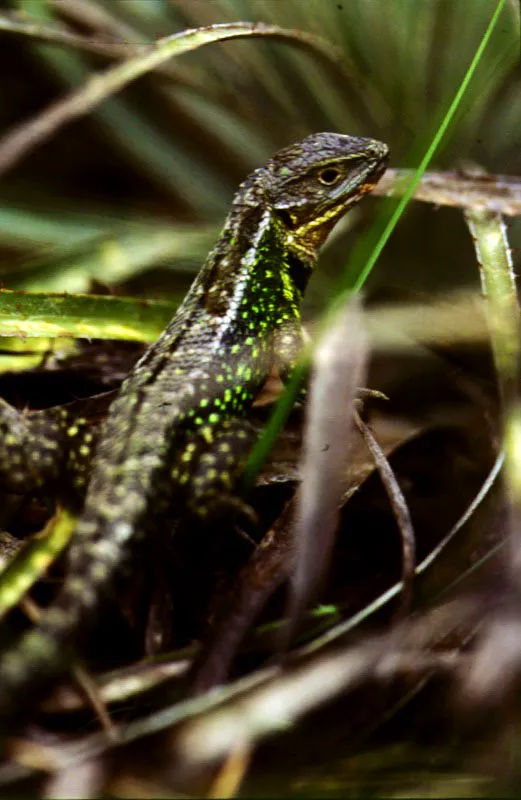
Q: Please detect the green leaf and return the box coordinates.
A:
[0,289,174,342]
[0,508,76,621]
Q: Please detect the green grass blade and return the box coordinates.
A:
[0,289,174,342]
[350,0,509,295]
[0,509,76,621]
[245,0,508,485]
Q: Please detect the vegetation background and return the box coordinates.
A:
[0,0,520,796]
[2,0,519,307]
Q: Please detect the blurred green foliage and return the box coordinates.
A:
[0,0,519,320]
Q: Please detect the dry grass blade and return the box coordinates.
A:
[301,450,505,656]
[354,411,416,616]
[42,758,105,800]
[0,21,350,179]
[42,658,190,714]
[207,738,252,799]
[0,10,146,59]
[178,598,482,767]
[284,297,368,647]
[377,168,521,216]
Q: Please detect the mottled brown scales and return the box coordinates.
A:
[0,132,389,716]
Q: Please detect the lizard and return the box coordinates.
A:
[0,132,389,719]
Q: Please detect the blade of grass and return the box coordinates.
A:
[0,289,174,341]
[464,205,521,604]
[0,20,359,180]
[0,508,76,621]
[465,206,519,403]
[8,224,215,293]
[244,0,508,485]
[0,205,113,249]
[283,298,367,647]
[0,10,145,58]
[350,0,508,295]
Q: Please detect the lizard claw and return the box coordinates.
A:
[356,387,389,402]
[354,387,389,416]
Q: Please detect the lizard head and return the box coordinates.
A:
[265,132,389,260]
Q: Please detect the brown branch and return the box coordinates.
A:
[376,168,521,217]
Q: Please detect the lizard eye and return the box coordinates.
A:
[318,167,342,186]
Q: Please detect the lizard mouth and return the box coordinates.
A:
[341,149,389,209]
[362,145,390,187]
[322,153,389,217]
[370,152,390,183]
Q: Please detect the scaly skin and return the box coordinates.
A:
[0,132,389,717]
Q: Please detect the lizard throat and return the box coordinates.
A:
[284,201,354,258]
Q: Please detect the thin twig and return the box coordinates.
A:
[71,665,117,739]
[354,410,416,615]
[21,598,116,738]
[302,450,504,655]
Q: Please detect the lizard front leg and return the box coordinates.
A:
[173,418,259,520]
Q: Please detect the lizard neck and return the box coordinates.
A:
[194,170,315,321]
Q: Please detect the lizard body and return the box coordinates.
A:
[0,133,389,716]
